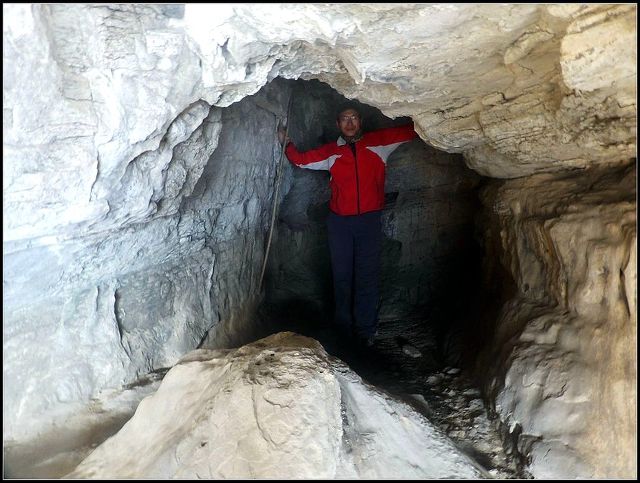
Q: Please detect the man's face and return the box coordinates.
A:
[336,109,362,138]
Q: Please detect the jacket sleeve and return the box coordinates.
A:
[370,122,417,145]
[365,123,417,164]
[285,141,341,171]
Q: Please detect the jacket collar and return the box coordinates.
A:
[337,132,363,146]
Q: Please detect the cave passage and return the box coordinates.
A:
[248,78,524,477]
[254,78,489,382]
[1,70,544,480]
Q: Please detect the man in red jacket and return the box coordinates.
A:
[279,102,417,351]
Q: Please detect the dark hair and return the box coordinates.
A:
[336,101,361,120]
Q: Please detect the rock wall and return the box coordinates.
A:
[3,2,291,443]
[475,163,636,478]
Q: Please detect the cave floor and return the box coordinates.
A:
[259,312,530,479]
[5,314,528,479]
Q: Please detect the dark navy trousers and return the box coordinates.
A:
[326,210,382,339]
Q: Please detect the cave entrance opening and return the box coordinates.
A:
[253,77,489,376]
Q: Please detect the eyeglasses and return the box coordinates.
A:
[339,115,360,122]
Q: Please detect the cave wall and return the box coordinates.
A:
[3,102,225,443]
[3,3,290,442]
[475,164,636,478]
[183,81,292,351]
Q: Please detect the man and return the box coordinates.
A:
[279,101,417,350]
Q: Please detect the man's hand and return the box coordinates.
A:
[277,125,290,146]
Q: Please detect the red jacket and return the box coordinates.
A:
[285,123,417,215]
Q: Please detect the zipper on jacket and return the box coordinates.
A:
[349,142,360,214]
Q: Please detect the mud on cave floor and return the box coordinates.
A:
[257,308,530,479]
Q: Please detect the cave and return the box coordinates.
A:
[253,78,485,364]
[3,4,636,480]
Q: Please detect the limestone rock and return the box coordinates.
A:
[476,164,636,479]
[66,332,486,479]
[2,80,288,444]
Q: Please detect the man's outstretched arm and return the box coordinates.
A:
[279,127,340,171]
[364,122,418,164]
[369,122,417,145]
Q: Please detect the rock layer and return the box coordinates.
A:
[475,164,636,478]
